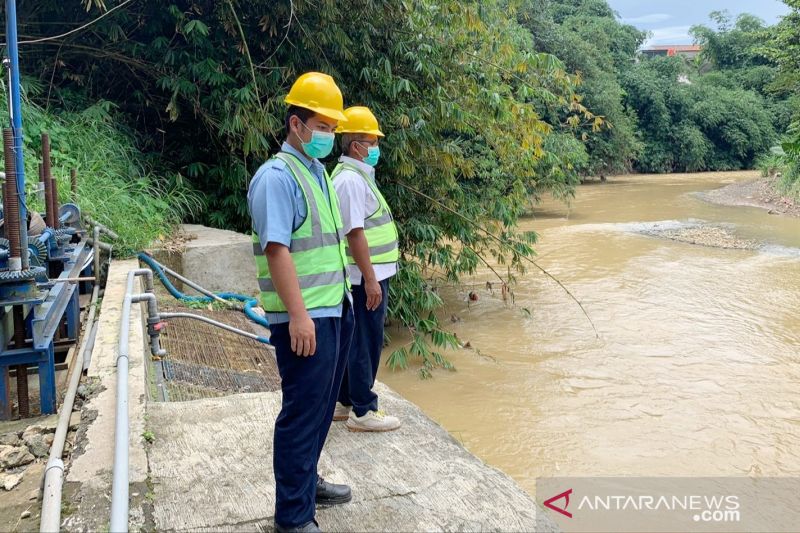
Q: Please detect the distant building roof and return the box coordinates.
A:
[645,45,702,52]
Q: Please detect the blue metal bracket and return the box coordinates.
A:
[0,241,90,417]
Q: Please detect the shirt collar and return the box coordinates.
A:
[339,155,375,179]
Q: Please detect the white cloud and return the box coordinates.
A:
[643,25,694,47]
[622,13,672,24]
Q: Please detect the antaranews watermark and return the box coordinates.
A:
[536,477,800,532]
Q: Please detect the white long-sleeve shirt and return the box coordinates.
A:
[332,156,398,285]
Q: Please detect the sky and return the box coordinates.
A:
[606,0,790,47]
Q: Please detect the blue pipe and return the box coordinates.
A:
[137,253,270,344]
[5,0,29,268]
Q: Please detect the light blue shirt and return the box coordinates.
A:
[247,142,347,324]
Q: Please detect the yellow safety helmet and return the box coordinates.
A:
[284,72,347,122]
[336,106,385,137]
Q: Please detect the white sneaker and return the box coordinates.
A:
[345,410,401,432]
[333,402,351,421]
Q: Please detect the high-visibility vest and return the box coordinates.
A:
[331,162,399,265]
[252,152,349,313]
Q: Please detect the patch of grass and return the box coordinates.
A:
[778,166,800,200]
[182,299,231,311]
[756,152,785,178]
[0,85,203,256]
[142,430,155,444]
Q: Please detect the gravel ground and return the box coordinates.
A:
[657,226,758,250]
[698,176,800,217]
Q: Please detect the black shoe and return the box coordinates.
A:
[315,477,352,506]
[274,520,321,533]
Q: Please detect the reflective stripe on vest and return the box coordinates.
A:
[252,152,349,313]
[331,162,400,265]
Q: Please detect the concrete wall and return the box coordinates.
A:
[151,224,259,297]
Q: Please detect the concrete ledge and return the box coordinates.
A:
[64,259,150,531]
[146,383,549,532]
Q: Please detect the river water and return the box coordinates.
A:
[379,171,800,496]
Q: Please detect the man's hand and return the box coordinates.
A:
[346,228,382,311]
[365,278,382,311]
[289,313,317,356]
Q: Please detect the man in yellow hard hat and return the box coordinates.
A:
[330,107,401,432]
[247,72,353,533]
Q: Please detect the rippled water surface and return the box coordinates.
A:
[380,171,800,495]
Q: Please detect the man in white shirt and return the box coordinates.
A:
[331,106,401,432]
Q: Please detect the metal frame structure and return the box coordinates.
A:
[0,0,93,418]
[0,239,90,416]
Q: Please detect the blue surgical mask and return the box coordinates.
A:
[296,122,335,159]
[364,146,381,167]
[356,142,381,167]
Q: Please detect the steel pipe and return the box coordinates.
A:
[141,254,240,310]
[42,133,56,229]
[49,277,97,283]
[93,226,101,285]
[40,282,101,532]
[159,312,270,343]
[110,268,162,533]
[3,128,22,264]
[84,217,119,240]
[86,238,113,253]
[5,0,29,261]
[51,176,60,229]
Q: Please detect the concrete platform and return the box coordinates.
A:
[147,383,547,532]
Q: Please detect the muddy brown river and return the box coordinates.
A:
[379,171,800,496]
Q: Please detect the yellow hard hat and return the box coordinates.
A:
[284,72,347,122]
[336,106,385,137]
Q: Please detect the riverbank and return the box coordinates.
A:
[698,175,800,217]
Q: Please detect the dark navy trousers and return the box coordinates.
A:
[338,279,389,417]
[270,298,353,528]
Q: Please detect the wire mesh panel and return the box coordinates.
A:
[151,307,279,402]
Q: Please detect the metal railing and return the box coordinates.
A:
[110,268,165,532]
[108,266,267,532]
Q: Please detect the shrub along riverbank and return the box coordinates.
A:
[0,89,202,256]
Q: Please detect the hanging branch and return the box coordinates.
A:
[225,0,262,108]
[462,241,509,287]
[256,0,295,68]
[0,0,136,47]
[395,180,600,339]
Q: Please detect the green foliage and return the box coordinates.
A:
[0,86,202,256]
[15,0,592,372]
[518,0,644,175]
[756,151,785,178]
[622,56,777,173]
[777,124,800,198]
[142,429,155,444]
[756,0,800,99]
[755,1,800,199]
[690,11,771,70]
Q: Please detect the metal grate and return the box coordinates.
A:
[151,307,280,402]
